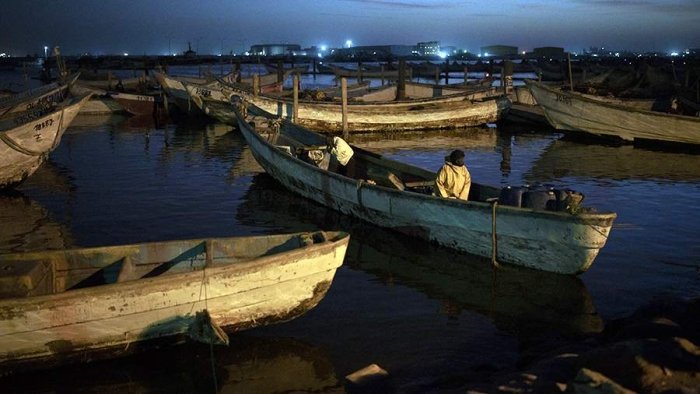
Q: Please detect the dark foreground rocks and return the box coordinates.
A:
[468,297,700,393]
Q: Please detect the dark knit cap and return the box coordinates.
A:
[448,149,465,166]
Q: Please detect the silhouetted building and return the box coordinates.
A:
[249,44,301,56]
[480,45,518,57]
[533,46,565,59]
[416,41,440,56]
[333,45,414,57]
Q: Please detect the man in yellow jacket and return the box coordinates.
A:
[435,149,471,200]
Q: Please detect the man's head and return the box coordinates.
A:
[326,135,335,146]
[448,149,465,166]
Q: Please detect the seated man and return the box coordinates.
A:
[435,149,471,200]
[326,135,356,178]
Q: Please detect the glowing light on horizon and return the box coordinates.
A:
[345,40,352,48]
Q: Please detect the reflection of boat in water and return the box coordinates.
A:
[238,174,603,336]
[349,127,498,152]
[527,138,700,182]
[0,191,73,252]
[0,336,340,392]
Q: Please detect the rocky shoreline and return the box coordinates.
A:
[465,296,700,393]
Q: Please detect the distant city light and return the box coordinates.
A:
[123,52,129,56]
[318,53,323,58]
[484,52,489,57]
[345,40,353,48]
[522,51,526,55]
[44,45,48,58]
[670,51,679,56]
[477,54,482,58]
[320,45,327,51]
[0,53,6,58]
[614,52,620,57]
[438,51,447,59]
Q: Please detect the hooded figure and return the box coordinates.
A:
[435,149,471,200]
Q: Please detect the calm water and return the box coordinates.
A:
[2,68,700,392]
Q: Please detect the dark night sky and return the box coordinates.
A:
[1,0,698,56]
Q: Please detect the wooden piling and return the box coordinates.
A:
[253,74,260,96]
[235,60,241,82]
[358,60,363,82]
[293,73,299,123]
[501,67,506,95]
[397,59,406,100]
[277,60,284,83]
[463,65,469,85]
[380,65,385,86]
[503,60,513,94]
[434,66,440,85]
[567,52,574,92]
[312,58,317,78]
[444,60,449,84]
[341,78,348,139]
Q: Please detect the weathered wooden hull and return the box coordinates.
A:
[110,92,156,115]
[234,103,616,274]
[154,72,206,115]
[527,80,700,144]
[0,231,348,374]
[0,95,92,188]
[205,80,511,133]
[0,74,79,116]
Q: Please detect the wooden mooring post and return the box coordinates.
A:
[235,60,241,82]
[252,74,260,96]
[357,61,363,82]
[277,60,284,83]
[293,74,299,123]
[397,59,406,100]
[567,52,574,92]
[380,65,385,86]
[341,78,349,139]
[444,59,449,84]
[463,65,469,85]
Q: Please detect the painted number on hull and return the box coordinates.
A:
[195,88,212,97]
[34,118,55,132]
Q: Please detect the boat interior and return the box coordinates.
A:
[0,231,337,299]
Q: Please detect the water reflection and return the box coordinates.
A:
[0,336,341,393]
[528,137,700,183]
[0,190,72,252]
[238,173,603,337]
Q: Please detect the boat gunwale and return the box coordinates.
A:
[526,79,700,121]
[0,231,349,308]
[234,101,617,222]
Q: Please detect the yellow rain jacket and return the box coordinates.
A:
[435,161,471,200]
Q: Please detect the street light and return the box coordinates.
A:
[44,46,48,58]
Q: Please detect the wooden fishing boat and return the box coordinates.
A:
[526,80,700,145]
[155,71,284,115]
[329,64,400,80]
[240,173,604,336]
[232,100,616,274]
[0,94,92,189]
[0,231,349,374]
[0,74,79,117]
[109,91,158,116]
[194,78,510,132]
